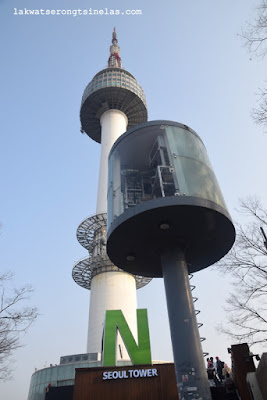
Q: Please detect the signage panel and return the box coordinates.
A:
[103,309,151,366]
[102,368,158,380]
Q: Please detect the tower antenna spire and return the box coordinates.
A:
[108,27,122,68]
[112,27,118,44]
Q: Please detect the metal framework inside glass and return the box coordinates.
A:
[108,122,227,229]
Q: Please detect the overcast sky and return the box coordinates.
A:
[1,1,267,399]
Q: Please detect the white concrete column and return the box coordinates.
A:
[87,271,138,357]
[96,110,128,214]
[88,109,137,359]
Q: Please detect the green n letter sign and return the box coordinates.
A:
[103,309,151,366]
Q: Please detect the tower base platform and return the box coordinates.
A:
[28,354,240,400]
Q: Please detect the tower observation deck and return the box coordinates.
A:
[80,28,147,143]
[72,28,151,357]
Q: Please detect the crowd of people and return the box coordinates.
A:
[206,356,228,381]
[206,356,236,396]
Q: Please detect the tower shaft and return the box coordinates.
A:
[87,271,137,354]
[96,110,127,214]
[88,108,138,354]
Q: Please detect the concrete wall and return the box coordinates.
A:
[255,353,267,400]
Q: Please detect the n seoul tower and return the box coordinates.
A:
[72,28,151,357]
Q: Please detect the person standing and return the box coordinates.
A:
[216,356,224,381]
[207,357,215,380]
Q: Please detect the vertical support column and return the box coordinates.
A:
[161,248,211,400]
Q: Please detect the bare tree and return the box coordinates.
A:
[241,0,267,58]
[217,197,267,347]
[0,272,38,381]
[252,86,267,128]
[241,0,267,129]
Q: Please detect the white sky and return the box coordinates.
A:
[0,1,267,399]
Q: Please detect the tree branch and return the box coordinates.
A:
[0,272,38,381]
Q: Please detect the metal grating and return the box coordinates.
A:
[72,255,152,290]
[76,213,107,251]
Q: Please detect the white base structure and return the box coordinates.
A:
[87,271,138,356]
